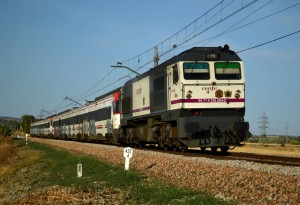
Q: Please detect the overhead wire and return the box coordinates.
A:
[124,0,260,74]
[119,0,227,65]
[180,2,300,49]
[49,0,299,115]
[237,30,300,53]
[200,0,274,47]
[51,0,260,113]
[50,0,231,112]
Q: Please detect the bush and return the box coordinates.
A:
[0,125,12,137]
[246,136,259,143]
[0,137,15,164]
[290,139,300,145]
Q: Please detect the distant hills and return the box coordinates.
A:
[0,116,22,122]
[0,116,22,131]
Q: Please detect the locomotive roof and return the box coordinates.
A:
[123,45,241,85]
[168,45,241,62]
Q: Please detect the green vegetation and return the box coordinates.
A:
[1,141,234,204]
[246,135,300,145]
[20,114,35,134]
[0,136,14,164]
[290,136,300,145]
[0,125,12,137]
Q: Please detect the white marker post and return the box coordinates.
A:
[25,134,28,146]
[123,147,133,171]
[77,163,82,177]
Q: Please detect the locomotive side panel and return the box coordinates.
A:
[121,83,132,121]
[132,77,150,117]
[150,70,167,114]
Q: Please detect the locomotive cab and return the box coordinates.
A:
[166,46,249,150]
[120,46,249,152]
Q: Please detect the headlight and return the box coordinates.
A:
[186,90,192,99]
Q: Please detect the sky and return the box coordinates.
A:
[0,0,300,136]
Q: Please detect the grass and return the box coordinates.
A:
[0,137,15,164]
[229,143,300,157]
[0,139,41,179]
[4,141,234,205]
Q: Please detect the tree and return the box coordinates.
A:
[21,115,35,134]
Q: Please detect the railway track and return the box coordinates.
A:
[136,146,300,167]
[30,137,300,167]
[227,152,300,167]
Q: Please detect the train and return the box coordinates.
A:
[31,45,249,152]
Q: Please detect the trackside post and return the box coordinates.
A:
[123,147,133,171]
[77,163,82,177]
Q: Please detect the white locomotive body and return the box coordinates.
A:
[31,46,249,152]
[120,46,249,151]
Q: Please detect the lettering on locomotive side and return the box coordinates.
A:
[198,98,226,103]
[136,86,142,96]
[202,87,217,91]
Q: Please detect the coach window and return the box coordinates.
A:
[215,62,241,80]
[173,65,179,84]
[183,62,210,80]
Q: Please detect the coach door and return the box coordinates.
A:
[106,119,112,134]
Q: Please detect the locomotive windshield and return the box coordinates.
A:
[215,62,241,80]
[183,62,210,80]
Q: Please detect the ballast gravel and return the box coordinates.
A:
[30,138,300,205]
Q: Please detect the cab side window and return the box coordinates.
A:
[173,65,179,84]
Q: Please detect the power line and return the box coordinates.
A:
[70,69,115,100]
[237,30,300,53]
[50,0,252,112]
[258,112,269,137]
[181,2,300,49]
[120,0,259,71]
[119,0,226,64]
[69,1,299,108]
[200,0,274,46]
[47,1,300,114]
[285,122,289,143]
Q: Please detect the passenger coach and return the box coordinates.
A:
[31,88,121,144]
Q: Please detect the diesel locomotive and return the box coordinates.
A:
[31,45,249,152]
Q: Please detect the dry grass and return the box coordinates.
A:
[0,137,15,164]
[229,143,300,157]
[0,140,41,179]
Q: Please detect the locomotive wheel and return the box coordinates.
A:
[200,147,206,152]
[179,146,187,152]
[137,141,145,148]
[107,135,112,145]
[211,147,217,152]
[163,146,169,151]
[158,138,164,148]
[221,146,229,153]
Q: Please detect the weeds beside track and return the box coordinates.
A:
[0,140,233,205]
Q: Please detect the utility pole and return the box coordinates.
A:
[258,112,269,137]
[111,62,140,76]
[64,97,83,107]
[285,122,289,144]
[153,46,159,67]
